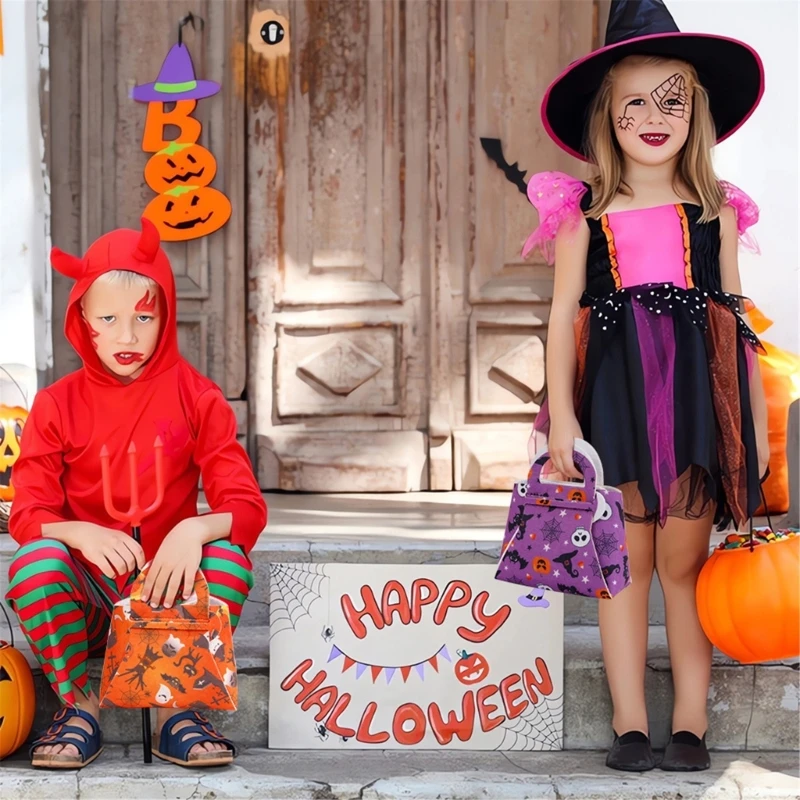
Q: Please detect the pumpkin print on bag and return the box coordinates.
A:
[144,142,217,194]
[0,406,27,502]
[0,640,36,759]
[143,185,232,242]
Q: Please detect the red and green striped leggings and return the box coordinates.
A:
[4,538,254,706]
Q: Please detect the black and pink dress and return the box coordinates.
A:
[527,172,763,528]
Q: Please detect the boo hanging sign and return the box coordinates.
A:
[268,563,564,750]
[132,14,231,242]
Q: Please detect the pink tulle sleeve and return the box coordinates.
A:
[720,180,760,254]
[522,171,588,264]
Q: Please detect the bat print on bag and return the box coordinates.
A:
[505,549,529,570]
[622,555,630,582]
[160,673,187,694]
[557,583,582,595]
[508,506,535,540]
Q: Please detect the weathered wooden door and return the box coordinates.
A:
[247,0,429,490]
[246,0,595,491]
[430,0,595,489]
[47,0,248,435]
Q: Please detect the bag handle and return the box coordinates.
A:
[530,438,604,489]
[128,564,211,622]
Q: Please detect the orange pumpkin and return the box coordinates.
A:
[0,405,27,502]
[454,650,490,685]
[0,641,36,759]
[144,142,217,194]
[143,185,232,242]
[696,531,800,663]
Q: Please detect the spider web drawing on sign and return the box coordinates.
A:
[269,563,329,640]
[494,693,564,751]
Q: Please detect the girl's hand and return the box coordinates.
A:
[68,524,145,579]
[547,414,583,481]
[141,521,204,608]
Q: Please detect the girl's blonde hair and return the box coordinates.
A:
[585,55,724,222]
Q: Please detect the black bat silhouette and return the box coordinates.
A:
[480,138,528,195]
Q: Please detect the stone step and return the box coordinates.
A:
[1,745,798,799]
[16,624,799,753]
[4,492,746,629]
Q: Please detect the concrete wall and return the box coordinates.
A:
[0,0,50,405]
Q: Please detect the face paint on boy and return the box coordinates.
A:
[81,280,162,382]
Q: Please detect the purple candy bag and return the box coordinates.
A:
[495,441,631,599]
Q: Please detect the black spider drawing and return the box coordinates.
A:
[315,723,329,741]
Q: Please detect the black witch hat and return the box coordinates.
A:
[542,0,764,161]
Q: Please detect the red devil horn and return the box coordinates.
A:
[133,217,161,263]
[50,247,84,279]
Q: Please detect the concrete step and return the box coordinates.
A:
[3,492,744,630]
[1,745,798,799]
[16,624,799,753]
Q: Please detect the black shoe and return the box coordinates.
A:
[660,731,710,772]
[605,731,656,772]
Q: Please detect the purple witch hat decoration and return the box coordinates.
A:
[132,43,220,103]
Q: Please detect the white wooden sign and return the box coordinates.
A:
[268,564,563,749]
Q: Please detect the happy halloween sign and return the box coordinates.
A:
[268,564,564,750]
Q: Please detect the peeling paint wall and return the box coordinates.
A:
[0,0,51,403]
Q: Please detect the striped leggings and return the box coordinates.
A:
[5,538,254,706]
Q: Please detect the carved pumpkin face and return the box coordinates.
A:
[0,641,36,759]
[144,185,232,242]
[569,489,587,502]
[144,142,217,194]
[454,650,490,685]
[696,533,799,663]
[595,589,611,600]
[0,406,27,502]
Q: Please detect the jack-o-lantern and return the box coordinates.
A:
[144,142,217,194]
[533,556,551,574]
[454,650,490,685]
[0,640,36,759]
[0,405,27,502]
[144,185,232,242]
[569,489,587,503]
[696,529,799,663]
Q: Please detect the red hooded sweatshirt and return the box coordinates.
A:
[9,219,266,569]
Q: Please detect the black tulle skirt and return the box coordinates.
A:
[535,282,763,528]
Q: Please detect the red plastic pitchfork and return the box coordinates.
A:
[100,437,165,764]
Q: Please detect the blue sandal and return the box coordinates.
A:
[30,707,104,769]
[152,710,236,767]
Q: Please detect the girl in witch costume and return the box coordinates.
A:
[4,219,266,769]
[512,0,767,773]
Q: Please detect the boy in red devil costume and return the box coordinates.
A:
[5,219,266,769]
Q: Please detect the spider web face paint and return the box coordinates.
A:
[651,73,690,121]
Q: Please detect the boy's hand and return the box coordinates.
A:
[141,520,204,609]
[70,525,145,579]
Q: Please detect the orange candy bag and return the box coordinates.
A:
[99,567,237,711]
